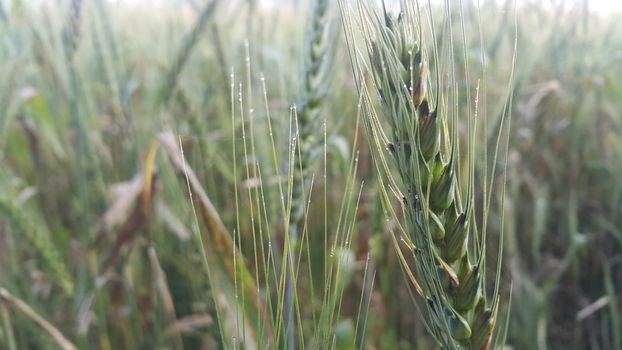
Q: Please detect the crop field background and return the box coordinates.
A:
[0,0,621,349]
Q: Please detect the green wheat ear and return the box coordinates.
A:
[290,0,338,227]
[0,195,74,294]
[339,1,509,348]
[372,13,493,348]
[284,0,338,348]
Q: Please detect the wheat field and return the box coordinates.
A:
[0,0,621,349]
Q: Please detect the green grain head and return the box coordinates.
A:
[356,4,502,348]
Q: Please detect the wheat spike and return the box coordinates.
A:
[361,6,498,349]
[284,0,338,348]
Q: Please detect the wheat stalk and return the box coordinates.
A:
[63,0,83,61]
[160,0,220,104]
[0,288,76,350]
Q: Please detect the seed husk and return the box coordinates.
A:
[430,166,457,212]
[443,213,469,263]
[453,263,483,312]
[429,210,446,241]
[470,299,495,350]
